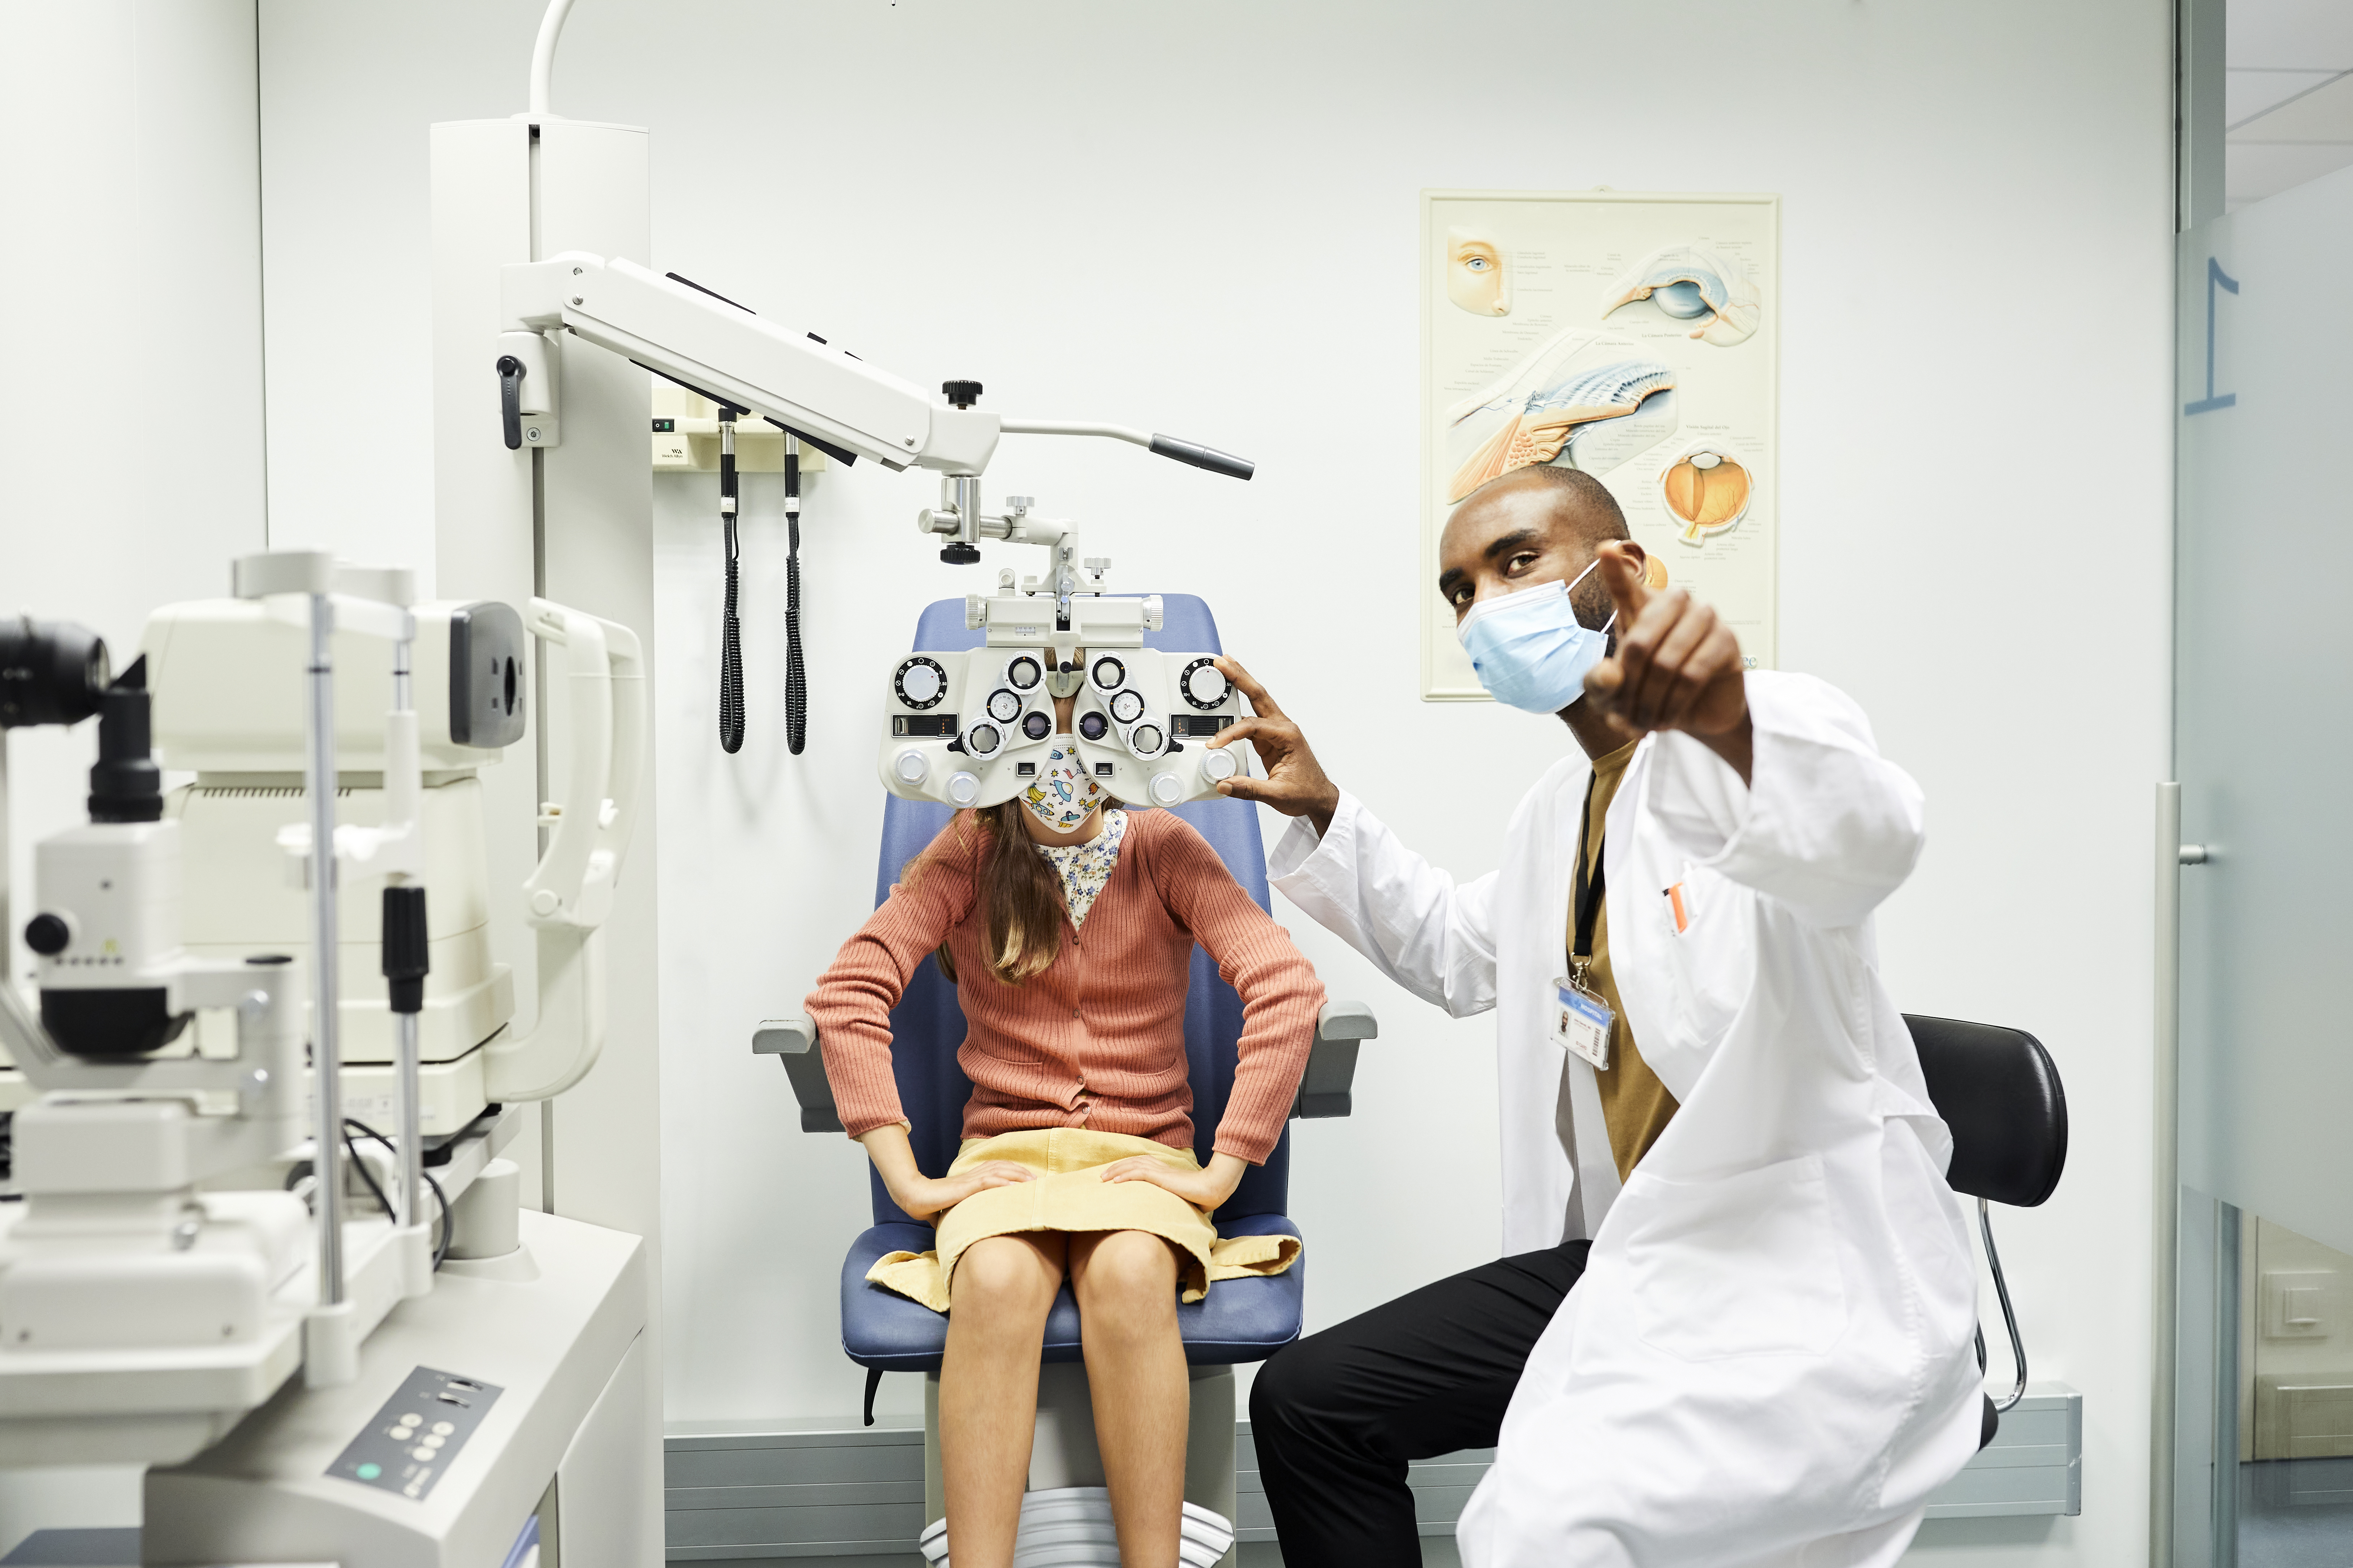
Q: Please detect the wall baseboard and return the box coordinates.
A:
[666,1386,2080,1559]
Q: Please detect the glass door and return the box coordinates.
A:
[2171,161,2353,1566]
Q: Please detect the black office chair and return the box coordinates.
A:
[1904,1014,2069,1449]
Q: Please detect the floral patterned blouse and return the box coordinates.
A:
[1034,807,1129,931]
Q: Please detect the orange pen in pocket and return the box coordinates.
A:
[1664,881,1692,935]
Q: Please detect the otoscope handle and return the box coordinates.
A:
[1149,434,1255,481]
[497,356,526,451]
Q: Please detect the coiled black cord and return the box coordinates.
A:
[720,514,745,753]
[718,408,746,754]
[784,438,807,755]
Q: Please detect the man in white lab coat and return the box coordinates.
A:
[1208,467,1981,1568]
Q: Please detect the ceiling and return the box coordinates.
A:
[2227,0,2353,209]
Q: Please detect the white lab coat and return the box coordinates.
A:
[1268,672,1980,1568]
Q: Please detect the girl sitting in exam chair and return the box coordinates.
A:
[804,684,1321,1568]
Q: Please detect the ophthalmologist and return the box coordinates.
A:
[1206,465,1983,1568]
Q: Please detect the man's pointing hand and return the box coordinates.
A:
[1583,541,1754,784]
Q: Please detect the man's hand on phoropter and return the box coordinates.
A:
[1206,658,1342,837]
[1583,541,1754,784]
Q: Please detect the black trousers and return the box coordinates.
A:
[1248,1239,1591,1568]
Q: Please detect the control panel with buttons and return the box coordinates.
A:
[326,1365,504,1502]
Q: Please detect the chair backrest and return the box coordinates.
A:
[1903,1014,2068,1208]
[868,594,1291,1226]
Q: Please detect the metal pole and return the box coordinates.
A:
[392,633,422,1232]
[2153,779,2184,1566]
[2214,1200,2242,1565]
[307,592,345,1304]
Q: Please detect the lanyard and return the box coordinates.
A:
[1571,771,1605,987]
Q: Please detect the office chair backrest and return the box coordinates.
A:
[1903,1014,2068,1208]
[868,594,1291,1226]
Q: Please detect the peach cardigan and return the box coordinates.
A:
[806,809,1323,1165]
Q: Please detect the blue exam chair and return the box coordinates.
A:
[756,594,1374,1430]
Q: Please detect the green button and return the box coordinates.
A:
[356,1463,382,1481]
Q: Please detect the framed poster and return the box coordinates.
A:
[1420,190,1779,699]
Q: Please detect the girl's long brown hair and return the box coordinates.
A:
[908,800,1078,987]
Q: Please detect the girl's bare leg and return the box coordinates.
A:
[941,1232,1068,1568]
[1070,1229,1187,1568]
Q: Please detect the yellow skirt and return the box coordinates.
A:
[864,1127,1303,1313]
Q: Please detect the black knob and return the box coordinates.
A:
[940,543,982,565]
[381,885,431,1016]
[25,914,69,956]
[942,380,984,409]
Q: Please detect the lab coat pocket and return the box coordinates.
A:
[1662,867,1751,1011]
[1623,1153,1848,1361]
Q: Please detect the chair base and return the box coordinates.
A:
[922,1364,1238,1568]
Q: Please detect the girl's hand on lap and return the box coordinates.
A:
[892,1160,1035,1223]
[1098,1153,1245,1214]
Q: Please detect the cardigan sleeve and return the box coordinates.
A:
[804,816,981,1140]
[1144,815,1325,1165]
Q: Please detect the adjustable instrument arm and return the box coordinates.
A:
[498,252,1253,481]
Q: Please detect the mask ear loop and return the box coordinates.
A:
[1567,553,1618,638]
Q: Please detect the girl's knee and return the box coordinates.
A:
[953,1236,1060,1316]
[1076,1230,1181,1312]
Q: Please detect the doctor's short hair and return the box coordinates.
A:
[1504,464,1632,544]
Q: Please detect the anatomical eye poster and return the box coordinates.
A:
[1421,190,1779,700]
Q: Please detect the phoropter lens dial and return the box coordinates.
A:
[1089,655,1126,691]
[1022,711,1053,741]
[1178,657,1230,711]
[1005,655,1043,690]
[1109,689,1145,725]
[1078,711,1110,742]
[895,657,948,710]
[966,722,1002,757]
[986,688,1022,724]
[1130,723,1165,756]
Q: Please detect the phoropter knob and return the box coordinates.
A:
[895,657,948,709]
[1179,657,1230,711]
[942,380,984,408]
[940,543,981,566]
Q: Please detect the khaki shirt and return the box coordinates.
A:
[1564,738,1679,1181]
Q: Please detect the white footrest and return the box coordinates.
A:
[919,1485,1235,1568]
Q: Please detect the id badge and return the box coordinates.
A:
[1550,975,1613,1070]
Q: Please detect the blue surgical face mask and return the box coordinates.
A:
[1455,559,1617,715]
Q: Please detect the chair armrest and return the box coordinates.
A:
[754,1015,843,1134]
[1295,1000,1377,1119]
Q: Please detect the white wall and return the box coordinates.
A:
[0,0,267,1546]
[252,4,2174,1564]
[0,0,270,967]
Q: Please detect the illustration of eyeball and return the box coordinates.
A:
[1447,228,1511,317]
[1660,449,1753,545]
[1603,246,1761,346]
[1643,554,1670,590]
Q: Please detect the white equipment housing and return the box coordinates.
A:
[140,589,647,1130]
